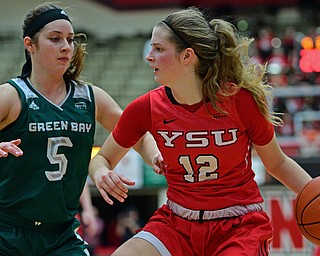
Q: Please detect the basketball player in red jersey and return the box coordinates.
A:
[89,7,313,256]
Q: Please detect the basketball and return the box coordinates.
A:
[295,177,320,245]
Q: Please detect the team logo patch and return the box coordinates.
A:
[213,113,227,120]
[75,102,87,110]
[29,100,39,110]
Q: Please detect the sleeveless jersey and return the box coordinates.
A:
[113,86,274,211]
[0,77,95,230]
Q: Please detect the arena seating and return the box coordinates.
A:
[0,34,155,146]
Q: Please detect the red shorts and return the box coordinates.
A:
[142,204,273,256]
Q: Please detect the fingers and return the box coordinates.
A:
[153,165,163,175]
[153,154,167,175]
[0,149,8,158]
[0,139,23,158]
[81,214,98,238]
[11,139,22,146]
[96,170,135,205]
[98,187,115,205]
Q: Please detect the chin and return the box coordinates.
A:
[154,77,164,85]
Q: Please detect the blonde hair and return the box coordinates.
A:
[158,7,282,126]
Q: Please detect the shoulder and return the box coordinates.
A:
[128,86,164,108]
[0,82,22,130]
[149,85,166,95]
[121,89,158,119]
[89,84,123,130]
[90,85,121,109]
[235,88,254,99]
[0,82,21,102]
[234,88,257,108]
[145,85,167,104]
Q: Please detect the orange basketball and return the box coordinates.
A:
[295,177,320,245]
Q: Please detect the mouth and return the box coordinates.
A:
[58,57,70,62]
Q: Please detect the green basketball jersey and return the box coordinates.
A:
[0,77,95,231]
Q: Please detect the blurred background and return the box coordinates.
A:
[1,0,320,255]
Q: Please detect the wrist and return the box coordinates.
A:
[152,154,159,166]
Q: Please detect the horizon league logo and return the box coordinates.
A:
[75,102,87,110]
[157,129,239,147]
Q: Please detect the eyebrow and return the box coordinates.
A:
[47,30,75,35]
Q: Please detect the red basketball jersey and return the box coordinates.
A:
[113,86,274,210]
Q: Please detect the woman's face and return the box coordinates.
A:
[32,19,74,77]
[145,26,183,86]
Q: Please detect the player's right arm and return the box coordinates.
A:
[89,94,165,205]
[0,82,23,157]
[89,133,134,205]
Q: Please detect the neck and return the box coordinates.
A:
[29,72,66,91]
[170,82,202,105]
[28,73,68,105]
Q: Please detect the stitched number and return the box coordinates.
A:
[197,155,219,181]
[179,156,194,182]
[179,155,219,182]
[45,137,73,181]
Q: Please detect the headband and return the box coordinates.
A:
[20,8,71,78]
[162,19,200,58]
[162,19,190,48]
[23,8,71,38]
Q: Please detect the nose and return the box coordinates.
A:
[145,52,154,62]
[61,39,71,52]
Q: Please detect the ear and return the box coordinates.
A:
[23,37,35,53]
[180,48,196,64]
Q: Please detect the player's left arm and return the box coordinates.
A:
[92,85,123,132]
[254,133,312,194]
[79,181,98,238]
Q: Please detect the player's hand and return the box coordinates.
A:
[81,208,99,238]
[0,139,23,158]
[152,154,166,175]
[94,168,135,205]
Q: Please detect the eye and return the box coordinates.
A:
[67,38,75,44]
[152,46,162,52]
[49,37,60,42]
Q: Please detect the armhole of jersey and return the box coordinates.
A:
[71,80,96,119]
[7,79,27,104]
[87,84,96,138]
[3,79,27,131]
[87,84,95,118]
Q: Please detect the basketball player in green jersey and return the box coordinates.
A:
[0,3,161,255]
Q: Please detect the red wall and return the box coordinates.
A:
[95,0,299,10]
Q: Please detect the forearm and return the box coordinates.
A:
[80,182,94,212]
[133,132,160,166]
[255,135,312,194]
[89,154,112,185]
[267,156,312,194]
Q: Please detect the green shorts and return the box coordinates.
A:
[0,219,89,256]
